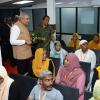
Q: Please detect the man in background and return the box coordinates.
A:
[75,40,96,91]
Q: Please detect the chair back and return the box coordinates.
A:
[84,90,93,100]
[54,84,79,100]
[50,57,60,75]
[9,73,37,100]
[80,62,91,87]
[65,47,76,53]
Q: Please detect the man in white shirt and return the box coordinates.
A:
[75,40,96,91]
[27,70,63,100]
[10,13,32,76]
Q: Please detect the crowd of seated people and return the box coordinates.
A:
[0,13,100,100]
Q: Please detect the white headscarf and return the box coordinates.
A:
[0,66,14,100]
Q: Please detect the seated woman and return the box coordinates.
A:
[89,80,100,100]
[50,41,68,66]
[55,53,86,100]
[0,65,14,100]
[67,33,80,49]
[88,34,100,50]
[32,48,55,78]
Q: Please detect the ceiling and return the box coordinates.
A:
[0,0,100,9]
[0,0,46,9]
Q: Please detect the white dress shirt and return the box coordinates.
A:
[10,25,25,46]
[75,49,96,71]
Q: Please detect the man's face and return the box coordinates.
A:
[0,76,4,84]
[81,42,88,52]
[43,17,49,27]
[51,35,56,42]
[41,74,53,91]
[21,15,29,26]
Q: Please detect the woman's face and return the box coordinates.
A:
[55,44,61,51]
[42,50,47,61]
[64,56,69,65]
[73,34,78,42]
[0,76,4,84]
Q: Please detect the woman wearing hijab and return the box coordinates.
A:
[88,34,100,50]
[32,48,55,78]
[0,65,14,100]
[50,41,68,66]
[67,33,80,49]
[55,53,86,100]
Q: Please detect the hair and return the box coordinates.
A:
[19,12,29,20]
[42,15,50,20]
[93,34,99,38]
[54,41,61,46]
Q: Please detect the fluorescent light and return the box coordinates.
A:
[68,1,78,4]
[13,0,34,4]
[56,2,63,5]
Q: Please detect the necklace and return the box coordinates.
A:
[38,91,47,100]
[80,50,88,61]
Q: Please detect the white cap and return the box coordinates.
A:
[79,40,88,46]
[39,70,52,79]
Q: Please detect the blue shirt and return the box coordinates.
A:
[29,85,63,100]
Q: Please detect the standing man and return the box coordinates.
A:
[10,13,32,75]
[27,70,63,100]
[33,15,54,50]
[75,40,96,91]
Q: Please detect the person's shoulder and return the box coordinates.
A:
[11,24,19,30]
[32,84,40,90]
[52,88,63,98]
[75,49,81,53]
[52,87,62,94]
[88,40,93,44]
[88,49,95,54]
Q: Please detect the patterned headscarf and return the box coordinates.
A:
[0,66,14,100]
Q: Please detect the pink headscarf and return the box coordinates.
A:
[56,53,83,87]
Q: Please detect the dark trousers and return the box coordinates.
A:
[16,58,33,76]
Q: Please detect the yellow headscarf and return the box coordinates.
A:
[67,33,80,48]
[96,66,100,79]
[32,48,50,77]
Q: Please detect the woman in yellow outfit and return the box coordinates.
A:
[32,48,55,78]
[67,33,80,49]
[88,34,100,50]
